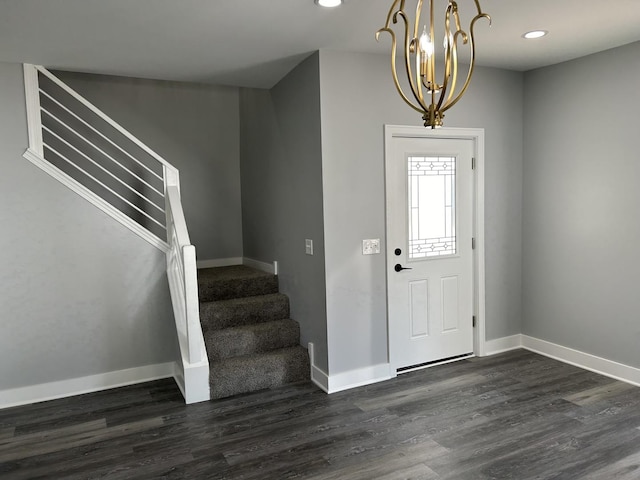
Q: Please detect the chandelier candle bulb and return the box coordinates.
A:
[376,0,491,128]
[419,27,434,57]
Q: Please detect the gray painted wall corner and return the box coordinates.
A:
[522,41,640,369]
[239,52,329,372]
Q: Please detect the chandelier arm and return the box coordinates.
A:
[413,0,423,45]
[435,3,456,113]
[382,0,405,30]
[440,3,469,110]
[451,1,463,33]
[442,30,461,109]
[441,12,490,113]
[412,0,427,109]
[376,26,425,114]
[402,4,427,113]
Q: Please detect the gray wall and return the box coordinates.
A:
[319,50,524,374]
[523,41,640,368]
[0,62,177,391]
[54,71,243,261]
[239,53,329,371]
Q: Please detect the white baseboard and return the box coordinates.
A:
[196,257,243,269]
[243,257,277,275]
[0,362,175,410]
[308,343,390,394]
[484,334,640,388]
[310,333,640,395]
[521,335,640,388]
[484,334,523,355]
[308,342,329,392]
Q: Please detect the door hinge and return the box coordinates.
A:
[472,237,476,250]
[472,316,476,328]
[472,157,476,170]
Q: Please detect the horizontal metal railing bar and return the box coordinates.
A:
[41,107,165,199]
[39,89,164,183]
[42,124,165,214]
[23,148,169,252]
[43,142,166,229]
[36,66,178,175]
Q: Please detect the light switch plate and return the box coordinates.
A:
[305,239,314,255]
[362,238,380,255]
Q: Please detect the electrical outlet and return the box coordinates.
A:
[305,239,314,255]
[362,238,381,255]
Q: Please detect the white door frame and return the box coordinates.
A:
[384,125,486,376]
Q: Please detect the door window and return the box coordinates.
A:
[407,155,456,259]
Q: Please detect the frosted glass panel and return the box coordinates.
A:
[408,156,456,258]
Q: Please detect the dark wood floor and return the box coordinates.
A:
[1,350,640,479]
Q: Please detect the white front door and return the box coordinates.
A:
[386,132,475,372]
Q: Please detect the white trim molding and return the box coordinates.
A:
[309,343,390,394]
[484,334,640,388]
[195,258,278,275]
[244,258,278,275]
[0,363,175,410]
[521,335,640,388]
[196,257,244,269]
[484,334,523,356]
[311,334,640,396]
[173,360,210,404]
[383,125,487,359]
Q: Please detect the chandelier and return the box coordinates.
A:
[376,0,490,128]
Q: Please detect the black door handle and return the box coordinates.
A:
[394,264,413,272]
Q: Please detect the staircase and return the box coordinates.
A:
[22,64,307,404]
[198,265,309,399]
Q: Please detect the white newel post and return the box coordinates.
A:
[183,245,201,364]
[23,64,44,156]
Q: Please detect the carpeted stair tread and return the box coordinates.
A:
[198,264,310,400]
[198,265,278,302]
[209,346,310,399]
[206,319,301,362]
[200,293,290,332]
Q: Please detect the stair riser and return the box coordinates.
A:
[199,276,279,303]
[200,294,290,331]
[206,320,300,362]
[209,347,310,400]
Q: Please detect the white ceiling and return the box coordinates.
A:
[1,0,640,89]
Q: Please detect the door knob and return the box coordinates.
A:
[394,264,412,272]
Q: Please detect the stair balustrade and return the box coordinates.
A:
[22,64,209,404]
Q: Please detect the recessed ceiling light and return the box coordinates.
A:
[315,0,343,7]
[522,30,548,40]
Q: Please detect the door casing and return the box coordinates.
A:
[383,125,486,377]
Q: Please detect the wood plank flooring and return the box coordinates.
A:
[1,350,640,479]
